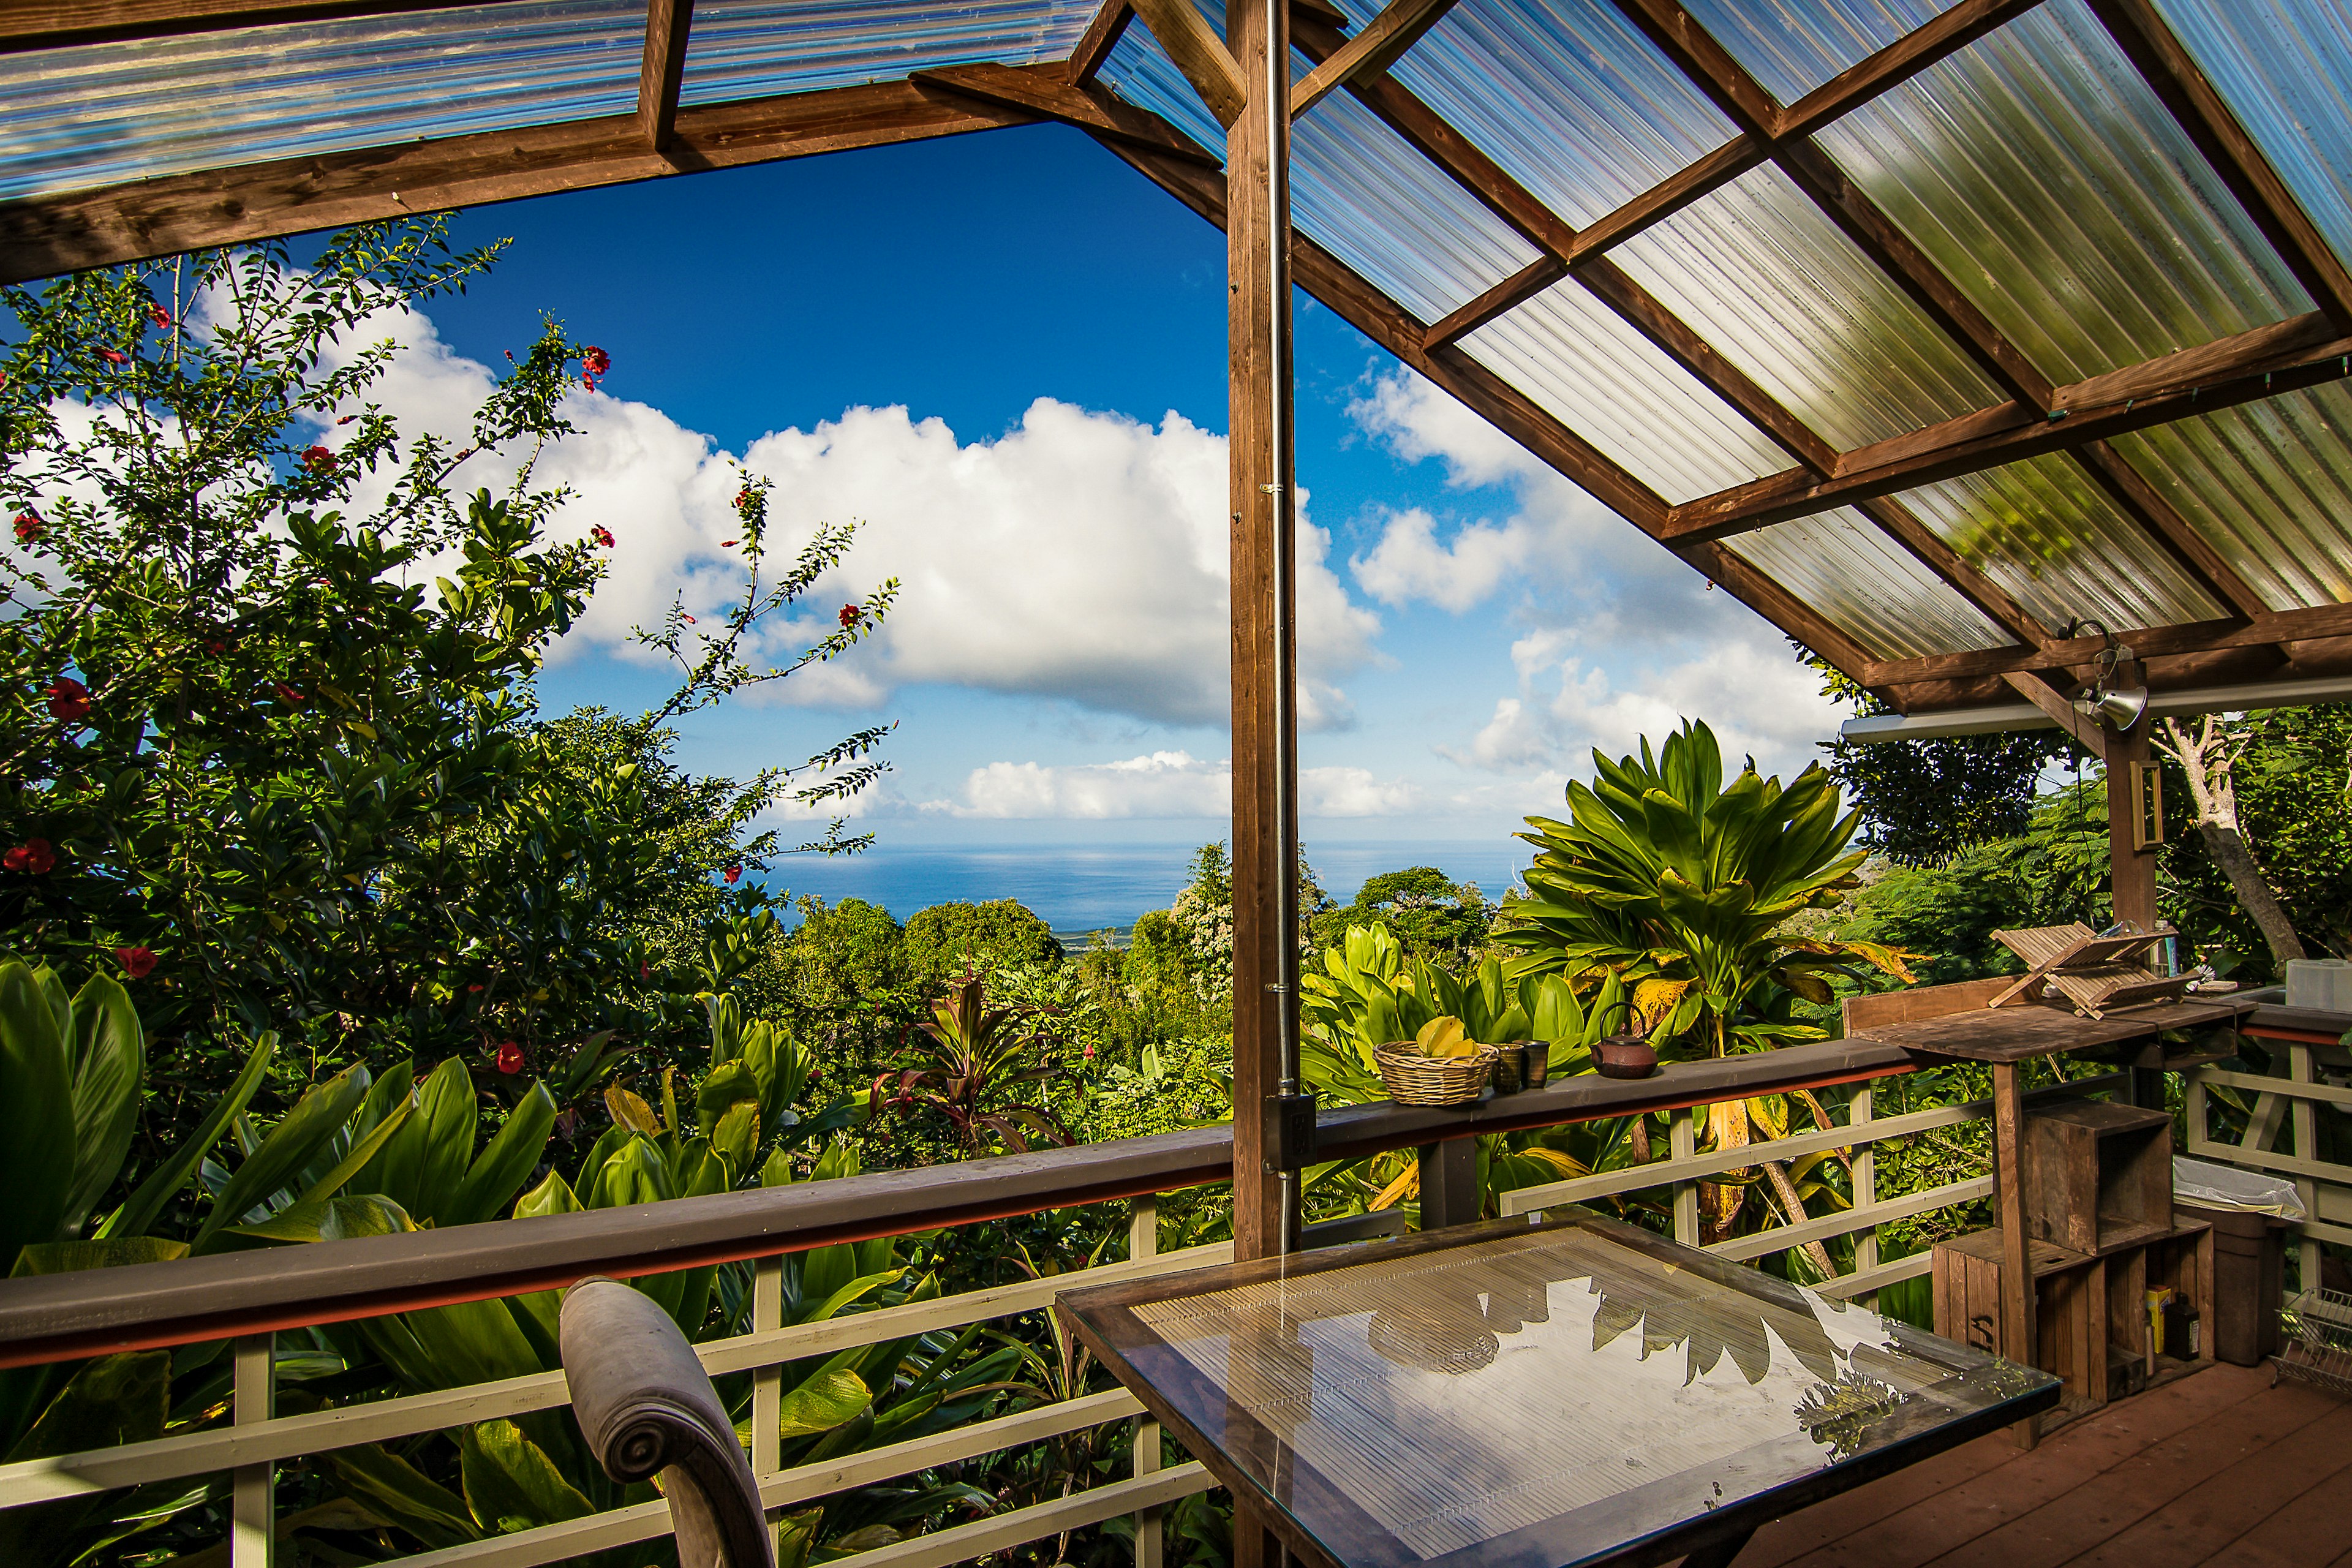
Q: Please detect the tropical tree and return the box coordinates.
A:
[872,973,1073,1156]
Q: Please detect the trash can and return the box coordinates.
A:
[2174,1156,2307,1367]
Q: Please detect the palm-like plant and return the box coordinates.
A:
[1498,720,1915,1056]
[873,973,1072,1156]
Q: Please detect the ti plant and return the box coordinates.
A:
[872,972,1074,1156]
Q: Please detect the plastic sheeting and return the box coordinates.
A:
[2173,1156,2307,1221]
[0,0,645,202]
[680,0,1093,106]
[1725,509,2020,660]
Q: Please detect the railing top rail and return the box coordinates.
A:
[0,1036,1918,1369]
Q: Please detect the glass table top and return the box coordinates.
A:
[1057,1209,2058,1568]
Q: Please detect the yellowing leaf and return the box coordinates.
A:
[775,1366,869,1437]
[603,1084,661,1136]
[1632,977,1691,1033]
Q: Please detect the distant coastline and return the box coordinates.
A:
[766,839,1531,943]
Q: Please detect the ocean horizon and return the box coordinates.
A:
[764,839,1534,943]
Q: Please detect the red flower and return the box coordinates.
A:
[48,677,91,723]
[1082,1044,1096,1061]
[591,525,616,548]
[838,603,861,628]
[99,349,129,366]
[723,864,742,884]
[5,839,56,875]
[718,539,737,548]
[149,306,172,328]
[495,1040,525,1075]
[336,414,358,426]
[13,511,42,545]
[273,683,305,704]
[580,374,598,393]
[582,347,610,377]
[681,612,696,624]
[114,946,157,979]
[638,960,650,981]
[301,445,335,472]
[733,486,758,519]
[467,982,484,992]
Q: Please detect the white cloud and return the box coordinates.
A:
[919,751,1427,820]
[314,307,1381,730]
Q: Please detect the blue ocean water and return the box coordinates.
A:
[767,840,1532,942]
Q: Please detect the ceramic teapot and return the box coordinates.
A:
[1590,998,1660,1080]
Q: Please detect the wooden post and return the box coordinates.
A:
[232,1335,274,1568]
[1991,1062,2039,1449]
[1226,0,1295,1269]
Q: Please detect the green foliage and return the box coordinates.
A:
[903,899,1063,982]
[872,973,1071,1156]
[1499,720,1914,1056]
[1308,865,1496,963]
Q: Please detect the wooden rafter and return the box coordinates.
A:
[1662,312,2352,540]
[0,0,539,50]
[913,63,1219,164]
[1123,0,1245,126]
[2087,0,2352,331]
[1868,601,2352,688]
[2071,441,2266,619]
[0,80,1038,284]
[638,0,694,153]
[1289,0,1457,118]
[1856,497,2056,651]
[1065,0,1133,84]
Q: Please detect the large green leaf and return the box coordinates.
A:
[0,1351,171,1568]
[459,1419,594,1535]
[695,1058,761,1136]
[106,1033,277,1240]
[295,1096,416,1207]
[62,974,143,1239]
[0,960,76,1270]
[775,1366,869,1438]
[225,1193,416,1246]
[192,1061,372,1252]
[359,1056,478,1224]
[443,1080,557,1229]
[12,1237,188,1275]
[324,1444,480,1550]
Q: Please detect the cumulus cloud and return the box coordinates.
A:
[314,306,1381,729]
[919,752,1426,820]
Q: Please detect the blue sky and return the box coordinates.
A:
[366,122,1845,856]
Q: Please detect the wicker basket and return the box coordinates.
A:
[1374,1042,1495,1107]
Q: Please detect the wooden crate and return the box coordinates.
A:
[2022,1099,2173,1255]
[1932,1230,2102,1398]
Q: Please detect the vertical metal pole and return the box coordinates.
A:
[1669,1109,1699,1247]
[1129,1197,1163,1568]
[232,1335,274,1568]
[2103,674,2158,932]
[1852,1085,1878,1310]
[753,1255,783,1549]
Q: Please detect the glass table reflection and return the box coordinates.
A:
[1056,1208,2058,1568]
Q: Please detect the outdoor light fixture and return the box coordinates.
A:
[2068,620,2149,733]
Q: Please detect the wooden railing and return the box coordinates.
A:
[4,1017,2334,1568]
[2191,1001,2352,1291]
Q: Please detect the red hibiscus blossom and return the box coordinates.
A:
[718,539,737,548]
[115,946,158,979]
[99,349,129,366]
[48,677,91,723]
[591,525,616,548]
[13,511,42,545]
[149,306,173,328]
[582,347,610,377]
[723,864,742,884]
[301,445,335,472]
[580,374,598,393]
[273,683,306,704]
[5,839,56,875]
[1082,1044,1096,1061]
[495,1040,526,1074]
[838,603,861,628]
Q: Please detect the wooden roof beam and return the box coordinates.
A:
[1662,321,2352,541]
[1865,600,2352,688]
[914,62,1219,165]
[2087,0,2352,331]
[1066,0,1133,83]
[0,80,1038,284]
[0,0,540,50]
[1290,0,1457,118]
[1123,0,1246,126]
[2070,442,2267,620]
[638,0,693,153]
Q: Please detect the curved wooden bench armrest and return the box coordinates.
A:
[561,1278,774,1568]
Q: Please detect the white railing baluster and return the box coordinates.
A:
[1668,1109,1698,1246]
[232,1334,274,1568]
[754,1254,784,1554]
[2292,1044,2321,1294]
[1129,1196,1163,1568]
[1852,1084,1877,1311]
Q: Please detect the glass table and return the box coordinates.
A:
[1056,1208,2059,1568]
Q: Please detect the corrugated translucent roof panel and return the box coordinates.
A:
[1291,88,1543,325]
[1676,0,1940,105]
[1096,18,1227,155]
[2153,0,2352,281]
[1894,451,2224,632]
[0,0,644,203]
[1461,279,1790,503]
[2111,384,2352,612]
[1609,162,2003,451]
[1814,0,2312,387]
[680,0,1093,105]
[1726,508,2019,659]
[1329,0,1740,229]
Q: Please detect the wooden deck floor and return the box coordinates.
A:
[1732,1362,2352,1568]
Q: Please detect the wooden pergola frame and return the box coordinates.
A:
[6,0,2348,1280]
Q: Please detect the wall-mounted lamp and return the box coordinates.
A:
[2066,620,2148,733]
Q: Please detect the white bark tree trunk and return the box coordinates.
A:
[2155,716,2306,968]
